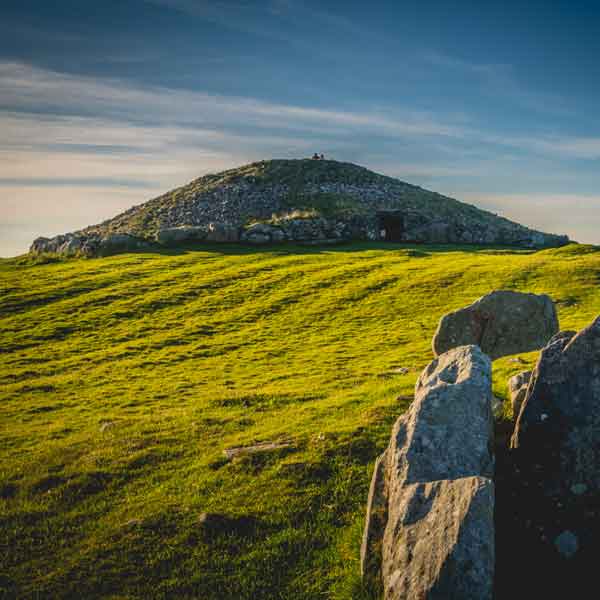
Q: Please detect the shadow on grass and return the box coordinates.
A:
[137,241,542,259]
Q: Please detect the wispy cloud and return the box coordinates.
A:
[423,51,573,117]
[0,61,469,139]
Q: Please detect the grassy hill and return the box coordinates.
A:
[2,242,600,599]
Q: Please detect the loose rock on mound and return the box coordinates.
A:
[29,159,569,256]
[361,345,495,599]
[432,290,559,360]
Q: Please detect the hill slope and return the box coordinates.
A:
[30,159,568,255]
[2,242,600,598]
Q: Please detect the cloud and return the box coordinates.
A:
[0,61,467,140]
[423,51,573,117]
[527,137,600,159]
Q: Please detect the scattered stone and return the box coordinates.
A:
[390,366,410,375]
[99,421,115,433]
[570,483,587,496]
[377,367,410,378]
[508,357,526,364]
[362,345,494,599]
[123,518,143,528]
[508,370,532,417]
[554,530,579,558]
[432,290,559,360]
[223,441,293,460]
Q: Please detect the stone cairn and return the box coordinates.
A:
[362,290,600,599]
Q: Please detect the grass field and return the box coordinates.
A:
[2,242,600,599]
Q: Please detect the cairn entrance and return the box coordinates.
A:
[377,211,404,242]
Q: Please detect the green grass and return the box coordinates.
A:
[2,242,600,599]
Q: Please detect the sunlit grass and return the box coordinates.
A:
[1,242,599,598]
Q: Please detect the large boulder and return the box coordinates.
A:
[383,477,494,599]
[156,225,208,245]
[432,290,559,360]
[511,323,600,495]
[361,345,495,599]
[205,222,239,242]
[97,233,152,256]
[241,223,285,244]
[30,234,92,256]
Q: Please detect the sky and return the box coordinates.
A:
[1,0,600,256]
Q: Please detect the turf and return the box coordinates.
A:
[2,241,600,599]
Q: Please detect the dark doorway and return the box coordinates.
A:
[378,213,404,242]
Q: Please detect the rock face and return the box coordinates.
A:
[508,370,532,417]
[29,159,569,256]
[511,322,600,495]
[432,290,559,360]
[30,232,153,256]
[362,345,495,599]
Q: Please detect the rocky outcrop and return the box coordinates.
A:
[29,159,569,256]
[508,370,532,417]
[511,322,600,496]
[432,290,559,360]
[30,232,153,256]
[362,345,495,599]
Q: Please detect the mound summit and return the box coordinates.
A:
[30,158,569,256]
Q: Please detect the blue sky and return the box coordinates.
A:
[1,0,600,255]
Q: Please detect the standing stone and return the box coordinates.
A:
[511,322,600,495]
[432,290,559,360]
[362,345,495,599]
[508,370,532,417]
[384,476,494,599]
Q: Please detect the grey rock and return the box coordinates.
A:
[99,421,115,433]
[511,320,600,495]
[97,233,152,255]
[432,290,559,360]
[508,370,532,417]
[223,440,293,460]
[156,225,208,245]
[362,345,495,599]
[554,530,578,558]
[492,395,505,419]
[205,222,239,242]
[395,345,494,484]
[384,476,494,600]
